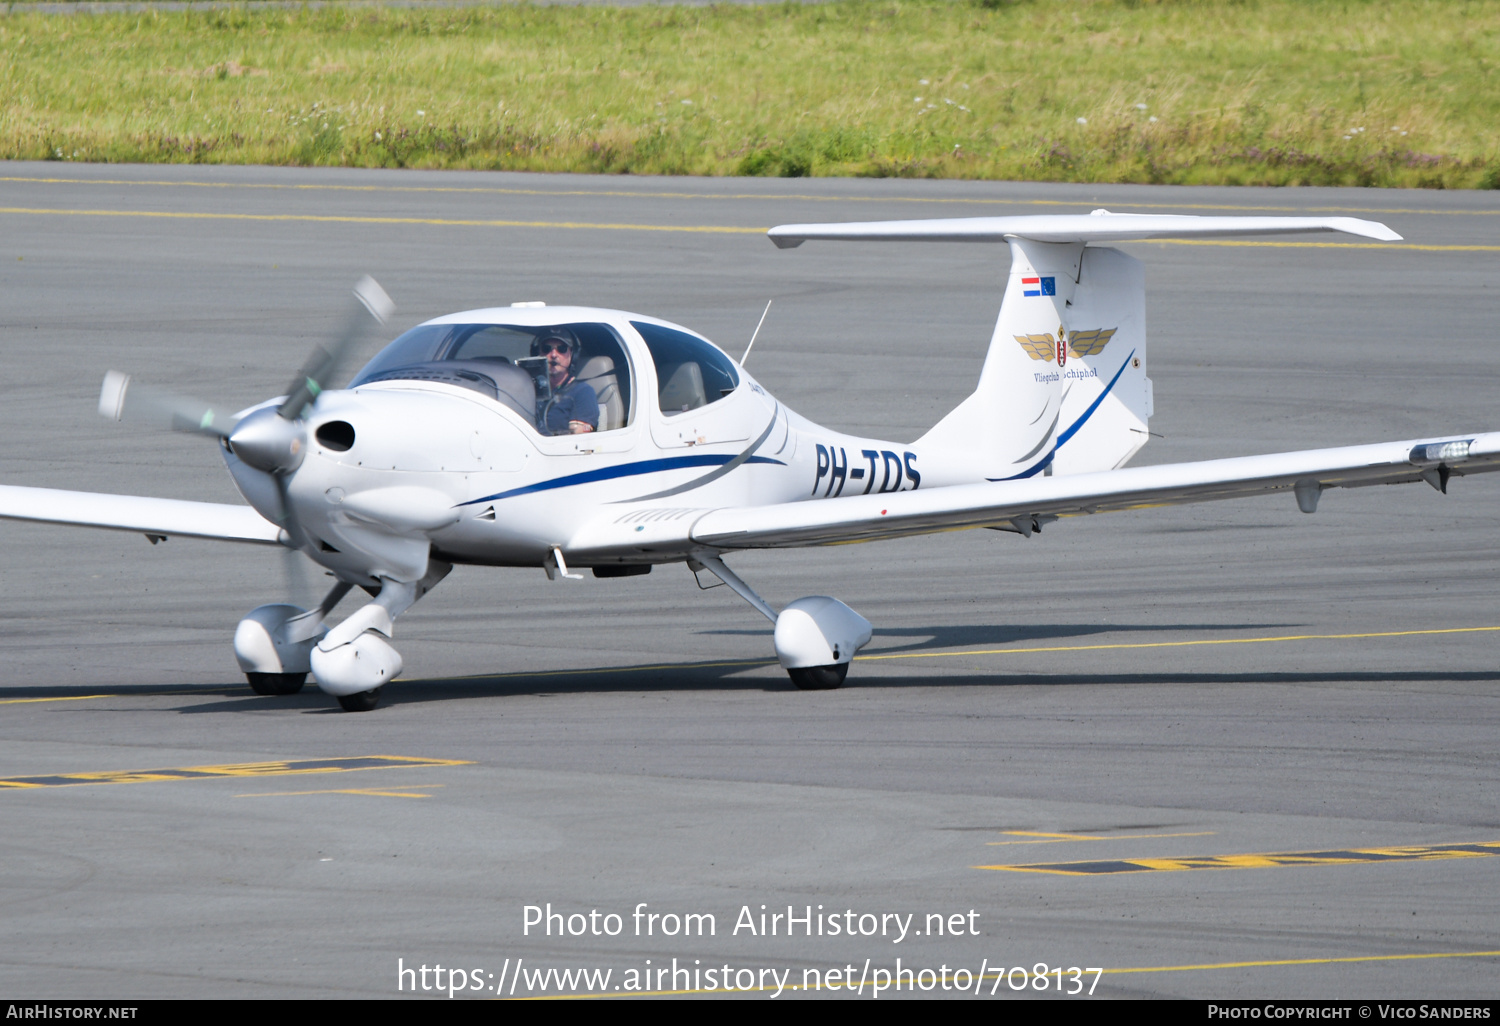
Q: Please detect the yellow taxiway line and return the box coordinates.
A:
[1,204,1497,250]
[236,783,443,798]
[0,206,765,235]
[854,623,1500,664]
[978,840,1500,875]
[2,175,1497,218]
[1106,949,1500,975]
[0,754,469,789]
[0,694,111,705]
[5,623,1498,699]
[985,830,1216,846]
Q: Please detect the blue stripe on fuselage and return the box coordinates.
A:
[457,454,786,506]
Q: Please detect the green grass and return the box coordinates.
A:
[2,0,1498,187]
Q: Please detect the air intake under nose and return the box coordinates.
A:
[316,421,356,452]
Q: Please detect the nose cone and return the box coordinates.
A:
[229,407,307,474]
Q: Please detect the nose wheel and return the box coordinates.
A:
[786,663,848,691]
[246,672,307,696]
[336,688,383,712]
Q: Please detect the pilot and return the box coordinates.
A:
[532,329,599,436]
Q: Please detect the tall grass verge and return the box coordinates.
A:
[1,0,1497,186]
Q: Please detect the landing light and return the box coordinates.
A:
[1409,440,1471,464]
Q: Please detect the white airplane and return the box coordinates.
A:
[2,211,1494,711]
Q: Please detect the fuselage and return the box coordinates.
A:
[223,306,939,583]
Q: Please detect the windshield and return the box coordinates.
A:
[351,322,633,435]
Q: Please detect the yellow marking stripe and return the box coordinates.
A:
[2,176,1496,217]
[25,624,1489,697]
[441,624,1500,684]
[1106,950,1500,975]
[978,840,1500,875]
[0,694,111,705]
[1005,830,1107,839]
[986,831,1215,845]
[446,657,773,681]
[237,784,441,798]
[0,206,1492,250]
[854,623,1500,663]
[0,206,764,235]
[0,754,469,789]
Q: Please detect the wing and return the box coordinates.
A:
[685,434,1500,549]
[1014,334,1056,361]
[1066,328,1116,358]
[0,485,283,545]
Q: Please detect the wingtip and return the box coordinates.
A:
[99,370,129,421]
[1332,217,1402,242]
[354,275,395,323]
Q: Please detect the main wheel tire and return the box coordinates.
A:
[247,672,306,696]
[787,663,848,691]
[337,688,383,712]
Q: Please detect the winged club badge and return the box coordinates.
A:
[1014,326,1118,363]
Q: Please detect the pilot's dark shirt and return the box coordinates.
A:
[539,377,599,435]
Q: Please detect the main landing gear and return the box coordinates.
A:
[690,554,871,690]
[233,562,450,712]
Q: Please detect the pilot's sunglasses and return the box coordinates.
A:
[538,341,572,355]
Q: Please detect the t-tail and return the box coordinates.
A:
[767,211,1401,488]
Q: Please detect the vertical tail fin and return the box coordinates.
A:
[1051,246,1152,475]
[767,212,1399,487]
[915,239,1150,481]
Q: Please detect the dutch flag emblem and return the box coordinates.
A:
[1021,276,1056,298]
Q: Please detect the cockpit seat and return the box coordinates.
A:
[577,355,624,432]
[658,361,707,415]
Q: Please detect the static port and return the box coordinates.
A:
[315,421,356,452]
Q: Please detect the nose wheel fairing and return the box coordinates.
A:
[306,560,451,707]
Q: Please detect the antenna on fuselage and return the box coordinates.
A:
[740,299,772,365]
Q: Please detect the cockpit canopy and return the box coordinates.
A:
[349,318,743,436]
[350,322,633,435]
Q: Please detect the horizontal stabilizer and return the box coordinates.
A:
[0,485,284,545]
[767,212,1401,248]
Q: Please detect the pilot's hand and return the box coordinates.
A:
[568,421,595,434]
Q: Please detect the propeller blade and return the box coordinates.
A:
[98,370,238,438]
[282,544,314,611]
[278,276,394,421]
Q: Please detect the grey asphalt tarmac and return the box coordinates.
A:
[1,163,1499,1000]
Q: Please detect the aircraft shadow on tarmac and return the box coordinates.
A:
[696,621,1294,651]
[10,622,1497,713]
[153,665,1500,714]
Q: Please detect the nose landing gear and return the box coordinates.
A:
[305,561,450,711]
